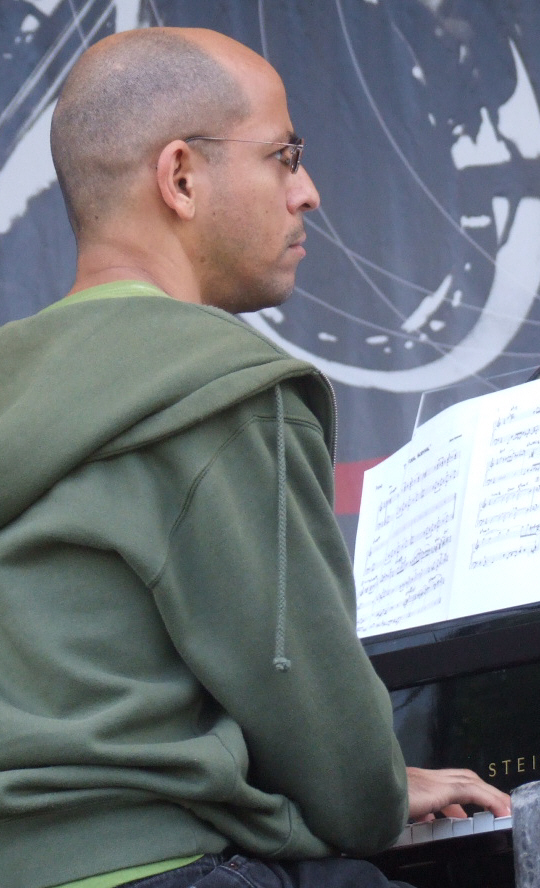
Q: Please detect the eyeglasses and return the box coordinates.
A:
[184,135,305,173]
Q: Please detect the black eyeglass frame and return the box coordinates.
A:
[184,135,305,173]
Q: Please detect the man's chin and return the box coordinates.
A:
[238,289,293,315]
[203,280,295,315]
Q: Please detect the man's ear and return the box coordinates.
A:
[156,140,196,220]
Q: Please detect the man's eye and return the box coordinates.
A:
[275,146,293,167]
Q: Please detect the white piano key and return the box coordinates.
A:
[393,824,412,846]
[389,813,512,853]
[452,817,474,837]
[432,817,456,840]
[473,811,495,833]
[411,821,434,844]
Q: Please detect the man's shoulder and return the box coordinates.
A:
[36,285,296,362]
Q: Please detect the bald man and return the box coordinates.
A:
[0,27,509,888]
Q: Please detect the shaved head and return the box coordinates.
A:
[51,28,251,236]
[51,27,318,312]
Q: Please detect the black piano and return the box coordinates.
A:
[363,600,540,887]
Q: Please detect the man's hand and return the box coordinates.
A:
[407,766,512,821]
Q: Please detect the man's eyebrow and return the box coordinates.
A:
[271,130,300,144]
[286,131,301,144]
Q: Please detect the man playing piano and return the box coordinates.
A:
[0,26,510,888]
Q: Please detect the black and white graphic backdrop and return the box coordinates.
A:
[2,0,540,545]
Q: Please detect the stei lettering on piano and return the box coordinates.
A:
[488,755,538,779]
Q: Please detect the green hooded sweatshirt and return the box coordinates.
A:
[0,283,407,888]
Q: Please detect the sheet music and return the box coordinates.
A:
[354,379,540,638]
[354,398,477,637]
[449,388,540,618]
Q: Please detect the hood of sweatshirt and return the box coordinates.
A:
[0,282,335,530]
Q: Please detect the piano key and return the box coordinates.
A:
[472,811,494,833]
[411,821,433,843]
[432,817,456,840]
[494,814,513,831]
[394,825,412,846]
[452,817,473,837]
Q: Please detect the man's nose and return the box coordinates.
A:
[287,165,320,213]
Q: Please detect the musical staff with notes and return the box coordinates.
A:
[354,379,540,638]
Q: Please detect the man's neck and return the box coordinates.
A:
[69,242,202,305]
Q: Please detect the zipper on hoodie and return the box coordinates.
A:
[317,371,338,469]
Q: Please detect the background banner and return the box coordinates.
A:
[2,0,540,548]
